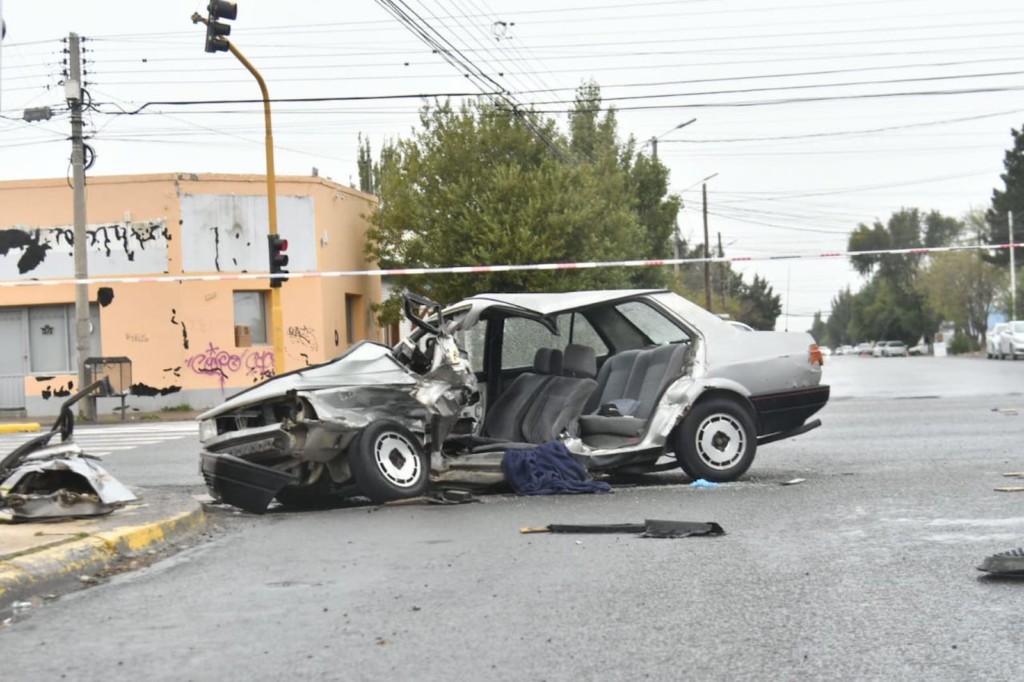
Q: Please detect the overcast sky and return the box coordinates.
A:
[2,0,1022,333]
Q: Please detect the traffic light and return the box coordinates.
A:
[268,234,289,288]
[205,0,237,53]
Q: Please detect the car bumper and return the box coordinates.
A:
[750,385,830,437]
[200,451,296,514]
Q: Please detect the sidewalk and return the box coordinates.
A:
[0,487,207,613]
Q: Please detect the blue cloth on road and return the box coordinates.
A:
[501,441,611,495]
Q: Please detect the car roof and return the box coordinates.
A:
[462,289,667,316]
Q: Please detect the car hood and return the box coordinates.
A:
[198,341,418,420]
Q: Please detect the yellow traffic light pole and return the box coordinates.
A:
[226,43,286,377]
[192,12,285,376]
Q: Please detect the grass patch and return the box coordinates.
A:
[160,403,194,412]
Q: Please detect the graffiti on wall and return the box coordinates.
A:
[288,325,319,351]
[0,221,169,280]
[185,342,275,388]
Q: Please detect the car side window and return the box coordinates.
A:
[555,312,609,356]
[614,301,690,345]
[455,320,488,374]
[501,317,560,370]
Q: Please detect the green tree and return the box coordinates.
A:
[808,311,826,344]
[825,287,855,346]
[670,240,781,329]
[846,208,962,343]
[985,125,1024,266]
[917,250,1005,344]
[364,97,651,312]
[916,209,1007,339]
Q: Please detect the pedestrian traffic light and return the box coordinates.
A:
[268,233,289,288]
[204,0,237,53]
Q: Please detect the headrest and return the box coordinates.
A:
[562,344,596,379]
[533,348,563,375]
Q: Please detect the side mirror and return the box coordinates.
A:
[403,291,444,335]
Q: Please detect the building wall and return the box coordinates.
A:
[0,173,381,417]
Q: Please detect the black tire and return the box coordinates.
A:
[349,421,429,503]
[674,397,757,482]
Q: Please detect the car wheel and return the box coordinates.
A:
[349,421,428,503]
[675,397,758,482]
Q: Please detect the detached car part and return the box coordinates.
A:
[0,379,137,521]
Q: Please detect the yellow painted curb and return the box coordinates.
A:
[0,504,207,605]
[0,423,41,434]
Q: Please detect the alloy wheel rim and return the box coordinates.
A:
[695,414,745,469]
[372,432,421,487]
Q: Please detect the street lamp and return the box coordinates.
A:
[645,117,696,160]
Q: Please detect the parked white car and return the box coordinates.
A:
[873,340,908,357]
[998,321,1024,360]
[987,323,1008,359]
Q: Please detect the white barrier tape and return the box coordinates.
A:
[0,242,1019,288]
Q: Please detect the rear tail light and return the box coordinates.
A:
[809,344,824,366]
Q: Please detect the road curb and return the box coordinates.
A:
[0,503,207,610]
[0,423,41,434]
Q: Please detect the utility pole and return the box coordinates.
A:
[718,231,726,310]
[68,33,94,420]
[1011,211,1017,320]
[703,182,712,312]
[650,137,657,161]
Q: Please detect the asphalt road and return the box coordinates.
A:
[4,355,1024,680]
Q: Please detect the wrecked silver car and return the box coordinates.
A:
[0,380,137,520]
[199,290,829,512]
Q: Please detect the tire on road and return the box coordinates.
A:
[349,420,429,503]
[674,396,758,483]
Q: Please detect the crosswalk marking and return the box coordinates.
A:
[0,422,197,458]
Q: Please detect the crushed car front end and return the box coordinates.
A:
[198,329,477,513]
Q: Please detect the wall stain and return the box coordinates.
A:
[40,380,74,400]
[34,376,55,382]
[0,228,51,273]
[212,227,221,272]
[170,308,190,350]
[130,383,182,397]
[98,287,114,307]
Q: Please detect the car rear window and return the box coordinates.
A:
[614,301,690,345]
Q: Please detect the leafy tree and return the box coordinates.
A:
[985,125,1024,266]
[670,240,781,329]
[824,287,855,347]
[364,95,662,312]
[917,250,1005,343]
[845,208,963,343]
[808,311,826,344]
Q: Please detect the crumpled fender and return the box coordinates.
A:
[1,453,137,520]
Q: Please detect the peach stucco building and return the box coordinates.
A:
[0,173,382,417]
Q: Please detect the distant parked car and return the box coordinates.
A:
[836,345,854,356]
[908,342,928,356]
[988,323,1009,359]
[855,343,873,356]
[873,341,908,357]
[998,321,1024,360]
